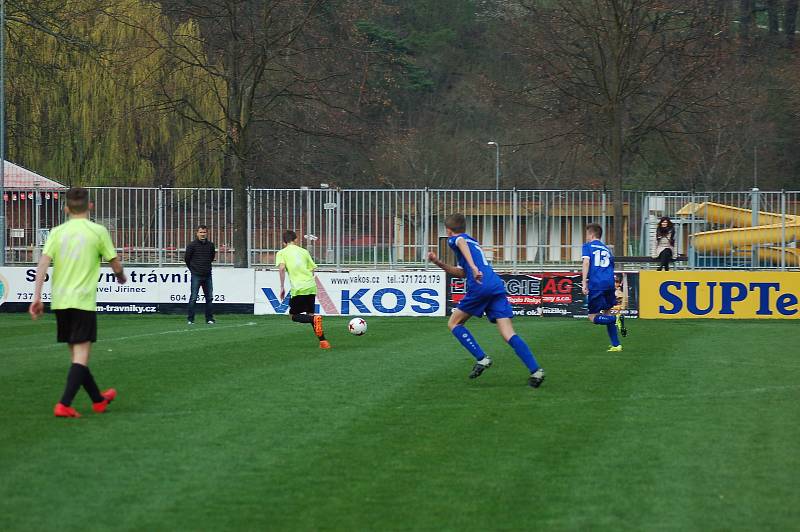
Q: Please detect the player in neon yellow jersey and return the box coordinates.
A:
[29,187,127,418]
[276,230,329,349]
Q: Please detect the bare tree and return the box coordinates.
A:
[113,0,347,266]
[739,0,756,40]
[5,0,107,50]
[767,0,781,36]
[107,0,398,264]
[787,0,799,47]
[504,0,733,250]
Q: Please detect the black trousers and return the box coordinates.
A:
[657,248,673,271]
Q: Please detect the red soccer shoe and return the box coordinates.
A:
[54,403,81,418]
[92,388,117,413]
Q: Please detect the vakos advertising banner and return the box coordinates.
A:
[254,270,446,316]
[0,267,254,314]
[445,272,640,318]
[640,271,800,319]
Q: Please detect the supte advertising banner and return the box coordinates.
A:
[640,271,800,319]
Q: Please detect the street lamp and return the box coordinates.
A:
[487,141,500,190]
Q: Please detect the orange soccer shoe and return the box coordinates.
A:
[319,340,331,349]
[54,403,81,418]
[92,388,117,413]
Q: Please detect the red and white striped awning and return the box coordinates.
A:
[1,160,66,189]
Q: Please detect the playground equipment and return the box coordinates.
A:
[676,202,800,267]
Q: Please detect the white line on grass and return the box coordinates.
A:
[103,321,258,344]
[3,321,258,354]
[522,383,800,405]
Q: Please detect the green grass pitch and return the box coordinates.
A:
[1,314,799,531]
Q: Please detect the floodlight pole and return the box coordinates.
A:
[0,0,6,266]
[487,141,500,190]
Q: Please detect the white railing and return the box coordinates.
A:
[3,187,798,270]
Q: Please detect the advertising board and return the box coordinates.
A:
[0,267,254,314]
[445,272,640,318]
[254,270,446,316]
[640,271,800,319]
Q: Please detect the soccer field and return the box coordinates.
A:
[2,314,799,531]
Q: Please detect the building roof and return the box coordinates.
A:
[1,160,66,189]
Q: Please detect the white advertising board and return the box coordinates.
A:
[254,270,446,317]
[0,267,254,313]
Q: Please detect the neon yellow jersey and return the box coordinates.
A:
[42,218,117,311]
[275,244,317,296]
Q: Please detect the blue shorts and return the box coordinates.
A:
[457,291,513,323]
[587,289,616,314]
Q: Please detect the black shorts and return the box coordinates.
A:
[289,294,316,315]
[55,309,97,344]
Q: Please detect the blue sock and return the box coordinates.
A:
[607,324,620,346]
[451,325,486,361]
[593,314,616,325]
[508,335,540,372]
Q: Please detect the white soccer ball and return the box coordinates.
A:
[348,317,367,336]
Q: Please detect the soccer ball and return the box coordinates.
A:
[348,317,367,336]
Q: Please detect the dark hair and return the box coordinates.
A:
[66,187,90,214]
[197,225,208,231]
[585,223,602,239]
[656,217,675,244]
[445,213,466,233]
[283,230,297,243]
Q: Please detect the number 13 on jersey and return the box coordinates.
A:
[593,249,610,267]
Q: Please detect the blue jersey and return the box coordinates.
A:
[582,239,615,291]
[448,233,506,295]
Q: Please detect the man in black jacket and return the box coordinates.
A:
[185,225,216,324]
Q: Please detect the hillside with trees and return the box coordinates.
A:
[5,0,800,191]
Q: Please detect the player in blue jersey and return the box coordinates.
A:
[427,213,545,387]
[581,223,628,352]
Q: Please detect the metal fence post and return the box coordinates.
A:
[422,187,430,267]
[751,187,760,269]
[781,189,786,272]
[157,186,164,267]
[336,188,342,271]
[512,187,519,273]
[601,190,607,240]
[688,191,696,270]
[246,186,252,268]
[33,185,41,263]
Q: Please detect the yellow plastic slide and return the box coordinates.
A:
[676,202,800,266]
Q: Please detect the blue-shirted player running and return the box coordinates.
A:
[428,213,545,387]
[581,223,628,351]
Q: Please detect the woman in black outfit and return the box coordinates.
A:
[654,217,675,271]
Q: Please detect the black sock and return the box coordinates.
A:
[292,314,314,324]
[82,367,104,403]
[60,363,87,406]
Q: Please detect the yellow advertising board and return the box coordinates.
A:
[640,271,800,319]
